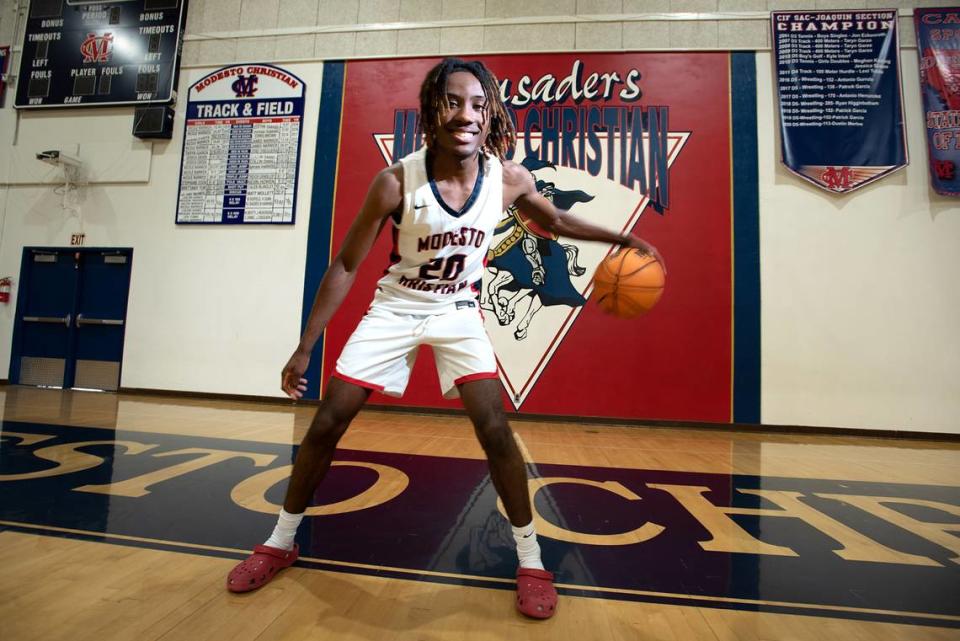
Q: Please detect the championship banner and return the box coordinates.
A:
[307,53,760,423]
[0,46,8,106]
[915,8,960,196]
[772,10,908,192]
[176,64,305,224]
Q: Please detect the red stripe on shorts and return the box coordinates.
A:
[333,371,385,392]
[454,372,500,385]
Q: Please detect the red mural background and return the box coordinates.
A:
[320,52,733,423]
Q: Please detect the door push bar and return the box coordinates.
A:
[76,313,124,327]
[23,314,72,328]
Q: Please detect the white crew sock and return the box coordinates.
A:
[512,520,545,570]
[263,509,304,550]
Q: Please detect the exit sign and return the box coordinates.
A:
[71,234,85,246]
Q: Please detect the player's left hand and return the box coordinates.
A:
[621,235,666,274]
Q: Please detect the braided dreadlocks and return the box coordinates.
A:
[419,57,516,160]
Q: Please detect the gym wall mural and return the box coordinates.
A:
[303,52,760,424]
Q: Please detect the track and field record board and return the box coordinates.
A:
[15,0,188,108]
[175,64,305,225]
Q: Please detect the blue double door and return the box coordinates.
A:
[10,248,133,391]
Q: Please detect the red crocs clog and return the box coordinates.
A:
[515,567,557,619]
[226,544,299,593]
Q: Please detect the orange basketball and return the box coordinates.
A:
[592,248,665,318]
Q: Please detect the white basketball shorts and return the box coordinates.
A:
[333,301,499,399]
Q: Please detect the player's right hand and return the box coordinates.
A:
[281,350,310,400]
[621,235,667,274]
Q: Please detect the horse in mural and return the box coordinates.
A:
[480,158,594,340]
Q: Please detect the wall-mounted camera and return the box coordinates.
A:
[36,150,83,169]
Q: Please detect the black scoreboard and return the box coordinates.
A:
[15,0,189,108]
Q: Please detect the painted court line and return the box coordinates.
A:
[3,519,958,625]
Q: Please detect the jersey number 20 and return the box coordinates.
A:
[418,254,466,281]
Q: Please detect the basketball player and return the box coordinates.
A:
[227,58,663,619]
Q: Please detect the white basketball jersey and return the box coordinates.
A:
[373,147,503,314]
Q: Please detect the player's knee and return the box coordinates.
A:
[303,405,351,447]
[475,421,515,459]
[302,422,341,451]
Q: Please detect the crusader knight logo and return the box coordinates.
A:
[483,157,594,342]
[375,65,689,408]
[80,32,113,63]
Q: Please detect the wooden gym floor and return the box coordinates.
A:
[1,385,958,641]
